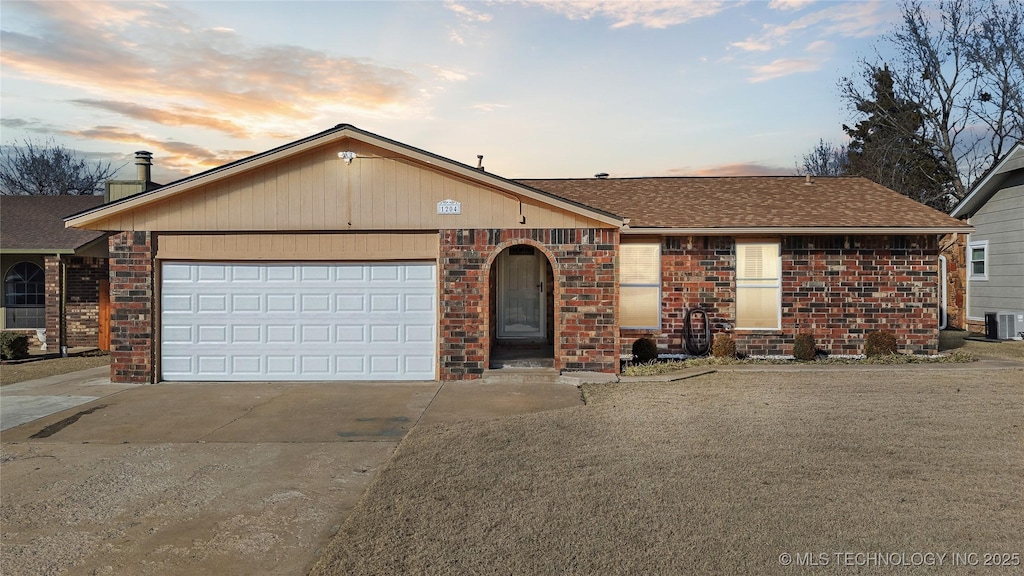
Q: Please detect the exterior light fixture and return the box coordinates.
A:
[338,151,357,164]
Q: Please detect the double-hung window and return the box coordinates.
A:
[735,241,781,330]
[620,243,660,329]
[968,240,988,280]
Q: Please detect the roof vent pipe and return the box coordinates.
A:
[476,155,485,171]
[804,174,812,185]
[135,151,153,184]
[595,172,609,179]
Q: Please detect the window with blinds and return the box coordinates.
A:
[620,243,660,328]
[736,241,780,330]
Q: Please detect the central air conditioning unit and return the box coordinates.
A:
[997,313,1018,340]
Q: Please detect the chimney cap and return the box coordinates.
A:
[135,150,153,158]
[595,172,609,179]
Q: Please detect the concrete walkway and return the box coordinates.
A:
[0,366,133,432]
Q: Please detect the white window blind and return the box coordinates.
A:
[620,243,660,328]
[736,241,780,330]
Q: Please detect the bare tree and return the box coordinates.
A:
[840,0,1023,201]
[0,139,119,196]
[796,139,850,176]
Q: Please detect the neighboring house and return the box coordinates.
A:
[1,195,110,351]
[950,142,1024,339]
[65,125,970,384]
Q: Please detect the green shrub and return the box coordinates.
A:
[864,330,898,357]
[711,333,737,358]
[632,336,659,364]
[792,333,817,361]
[1,332,30,360]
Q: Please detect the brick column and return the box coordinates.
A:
[109,232,154,383]
[43,255,61,352]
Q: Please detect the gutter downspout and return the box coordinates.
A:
[938,254,947,330]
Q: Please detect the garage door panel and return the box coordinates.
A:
[301,325,331,343]
[197,294,226,312]
[232,356,261,374]
[337,325,366,343]
[267,356,296,374]
[370,294,400,312]
[232,325,261,343]
[198,356,228,374]
[161,262,436,381]
[198,325,227,343]
[336,294,365,312]
[267,267,297,282]
[301,294,331,312]
[197,265,227,281]
[230,266,261,282]
[231,294,262,312]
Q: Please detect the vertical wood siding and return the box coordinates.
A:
[89,141,606,232]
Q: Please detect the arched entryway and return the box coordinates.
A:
[488,243,555,368]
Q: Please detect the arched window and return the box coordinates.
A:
[4,262,45,328]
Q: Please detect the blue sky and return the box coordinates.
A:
[0,0,901,184]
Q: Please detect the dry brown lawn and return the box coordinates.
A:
[0,355,109,386]
[311,368,1023,576]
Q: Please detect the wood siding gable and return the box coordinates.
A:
[69,129,618,232]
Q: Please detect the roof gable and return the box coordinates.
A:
[951,142,1024,218]
[1,195,106,252]
[66,125,620,231]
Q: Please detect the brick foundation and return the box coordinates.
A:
[440,228,618,379]
[109,232,154,383]
[620,235,941,359]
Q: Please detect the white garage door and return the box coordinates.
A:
[160,262,436,381]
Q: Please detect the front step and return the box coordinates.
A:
[480,366,559,384]
[489,356,555,369]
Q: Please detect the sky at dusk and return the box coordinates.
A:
[0,0,905,184]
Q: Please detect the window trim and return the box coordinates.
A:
[620,242,661,329]
[734,240,782,331]
[968,240,988,281]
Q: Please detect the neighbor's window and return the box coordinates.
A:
[735,241,780,330]
[620,243,660,328]
[3,261,45,329]
[968,241,988,280]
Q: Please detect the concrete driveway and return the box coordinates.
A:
[0,372,582,576]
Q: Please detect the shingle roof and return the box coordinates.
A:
[518,176,969,231]
[1,195,107,251]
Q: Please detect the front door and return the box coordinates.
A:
[497,247,545,339]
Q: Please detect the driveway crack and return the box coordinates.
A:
[195,390,286,442]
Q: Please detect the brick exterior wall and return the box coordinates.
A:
[109,232,154,383]
[620,235,941,359]
[44,255,60,351]
[64,257,108,347]
[440,228,618,379]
